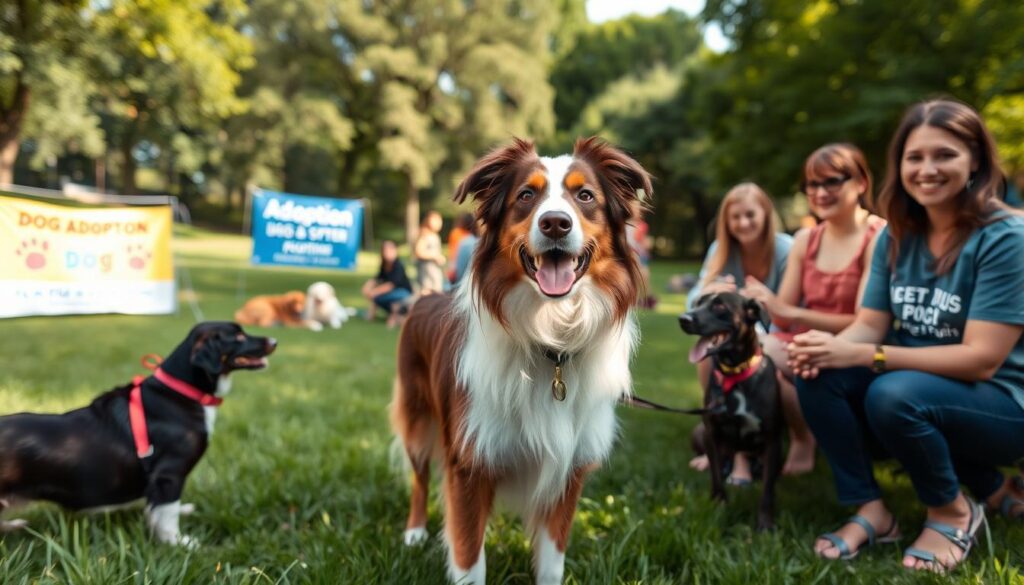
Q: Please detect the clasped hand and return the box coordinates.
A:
[786,330,867,379]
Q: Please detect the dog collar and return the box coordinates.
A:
[128,376,154,459]
[128,369,222,461]
[542,349,569,401]
[713,353,763,393]
[154,368,224,407]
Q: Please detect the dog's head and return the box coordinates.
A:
[160,322,277,393]
[279,291,306,317]
[679,292,769,365]
[304,281,337,317]
[454,137,652,325]
[306,281,335,304]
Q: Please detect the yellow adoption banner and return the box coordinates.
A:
[0,195,175,318]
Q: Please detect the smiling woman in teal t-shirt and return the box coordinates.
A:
[787,99,1024,572]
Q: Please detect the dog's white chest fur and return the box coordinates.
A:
[455,282,636,510]
[204,375,232,436]
[730,392,762,437]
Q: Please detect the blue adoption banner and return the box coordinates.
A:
[250,189,363,270]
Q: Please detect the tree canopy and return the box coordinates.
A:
[4,0,1023,254]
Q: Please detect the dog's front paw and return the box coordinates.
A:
[179,503,197,516]
[307,321,324,332]
[0,518,28,532]
[154,530,199,548]
[403,526,429,546]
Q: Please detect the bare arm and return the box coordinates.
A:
[854,229,882,308]
[413,235,431,260]
[881,321,1022,381]
[792,308,1022,382]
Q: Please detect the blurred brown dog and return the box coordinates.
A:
[234,291,306,328]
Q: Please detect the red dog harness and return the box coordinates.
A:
[128,367,223,459]
[713,352,764,394]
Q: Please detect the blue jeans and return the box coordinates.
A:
[373,288,411,312]
[796,367,1024,507]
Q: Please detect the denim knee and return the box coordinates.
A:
[795,367,849,399]
[864,371,921,435]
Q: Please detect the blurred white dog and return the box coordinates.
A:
[303,281,354,331]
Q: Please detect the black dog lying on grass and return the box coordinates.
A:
[680,292,783,530]
[0,322,275,546]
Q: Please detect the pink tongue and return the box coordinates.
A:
[536,255,576,296]
[689,337,711,364]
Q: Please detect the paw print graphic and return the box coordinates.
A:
[15,239,49,270]
[126,244,152,270]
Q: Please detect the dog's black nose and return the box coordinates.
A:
[679,313,696,333]
[266,338,278,354]
[538,211,572,239]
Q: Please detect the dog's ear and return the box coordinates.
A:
[454,138,536,222]
[743,298,772,331]
[191,333,225,375]
[572,136,653,224]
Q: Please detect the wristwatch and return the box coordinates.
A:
[871,344,886,373]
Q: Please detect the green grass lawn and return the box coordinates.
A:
[1,226,1021,584]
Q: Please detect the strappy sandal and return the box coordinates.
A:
[816,514,901,560]
[903,497,986,573]
[993,476,1024,521]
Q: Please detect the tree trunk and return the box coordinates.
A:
[95,155,106,193]
[224,179,237,213]
[0,80,31,187]
[0,138,20,187]
[405,175,420,246]
[690,186,714,251]
[121,139,137,194]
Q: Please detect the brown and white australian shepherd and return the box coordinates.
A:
[390,137,651,584]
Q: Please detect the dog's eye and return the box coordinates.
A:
[576,189,595,203]
[711,301,727,313]
[517,189,534,203]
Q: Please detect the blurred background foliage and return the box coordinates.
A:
[2,0,1022,255]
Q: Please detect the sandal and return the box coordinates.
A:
[990,476,1024,521]
[816,514,901,560]
[725,476,752,487]
[903,497,986,573]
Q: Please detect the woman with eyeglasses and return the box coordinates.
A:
[743,143,885,476]
[786,100,1024,571]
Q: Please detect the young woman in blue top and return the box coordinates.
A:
[789,99,1024,572]
[687,182,793,483]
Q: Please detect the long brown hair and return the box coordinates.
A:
[801,143,874,211]
[703,183,778,285]
[876,99,1013,274]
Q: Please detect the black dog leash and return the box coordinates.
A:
[541,346,717,413]
[620,393,723,416]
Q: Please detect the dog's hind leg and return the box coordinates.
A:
[401,426,433,546]
[690,423,706,456]
[757,438,783,531]
[390,376,435,546]
[704,424,727,502]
